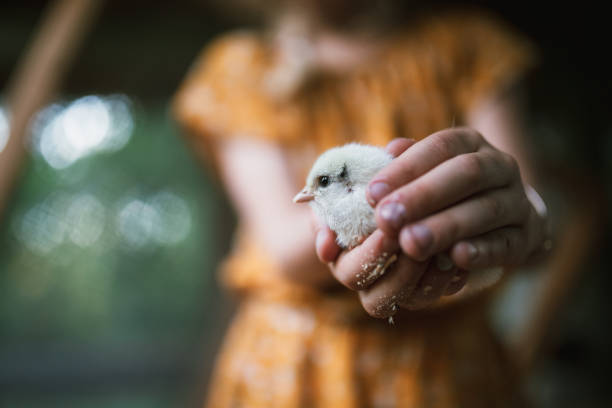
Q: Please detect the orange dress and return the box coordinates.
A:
[174,10,534,408]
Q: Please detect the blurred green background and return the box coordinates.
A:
[1,1,610,407]
[0,102,235,407]
[1,2,239,406]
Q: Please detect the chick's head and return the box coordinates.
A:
[293,143,392,214]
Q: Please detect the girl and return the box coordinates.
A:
[174,2,549,406]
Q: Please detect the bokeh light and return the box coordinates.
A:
[30,94,133,169]
[14,192,72,254]
[116,191,192,250]
[66,193,106,248]
[12,191,108,254]
[116,197,160,249]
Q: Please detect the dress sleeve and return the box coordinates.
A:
[443,11,537,113]
[172,32,303,147]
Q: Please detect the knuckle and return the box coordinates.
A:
[461,154,486,186]
[462,127,483,147]
[437,213,460,246]
[408,183,435,215]
[481,195,505,219]
[431,131,460,158]
[501,152,520,178]
[448,126,483,150]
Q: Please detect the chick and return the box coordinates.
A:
[294,142,504,314]
[293,143,393,248]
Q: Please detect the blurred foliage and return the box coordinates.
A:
[0,97,234,405]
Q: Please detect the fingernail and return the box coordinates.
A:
[368,182,390,206]
[435,253,454,271]
[379,202,406,230]
[465,243,479,261]
[410,224,433,252]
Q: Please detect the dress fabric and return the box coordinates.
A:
[174,9,534,408]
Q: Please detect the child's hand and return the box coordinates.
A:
[368,129,548,270]
[315,225,468,317]
[314,137,466,316]
[315,130,548,317]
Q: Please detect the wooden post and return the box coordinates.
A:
[0,0,103,222]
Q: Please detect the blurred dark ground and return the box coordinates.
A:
[0,1,610,407]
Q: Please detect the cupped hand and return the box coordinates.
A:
[367,128,548,270]
[315,225,469,317]
[315,129,548,318]
[314,137,469,317]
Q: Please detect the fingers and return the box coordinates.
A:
[400,259,459,310]
[357,254,426,318]
[357,254,469,317]
[359,255,468,318]
[375,150,518,234]
[450,227,531,270]
[398,186,530,261]
[315,226,341,263]
[329,229,399,290]
[312,213,341,263]
[385,138,415,158]
[448,197,548,270]
[367,128,486,206]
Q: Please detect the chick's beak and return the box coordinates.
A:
[293,188,314,203]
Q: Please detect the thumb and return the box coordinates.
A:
[312,213,341,263]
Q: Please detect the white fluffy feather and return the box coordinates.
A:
[302,143,392,248]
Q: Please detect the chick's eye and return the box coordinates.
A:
[318,175,330,187]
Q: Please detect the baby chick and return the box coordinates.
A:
[294,143,503,319]
[293,143,393,248]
